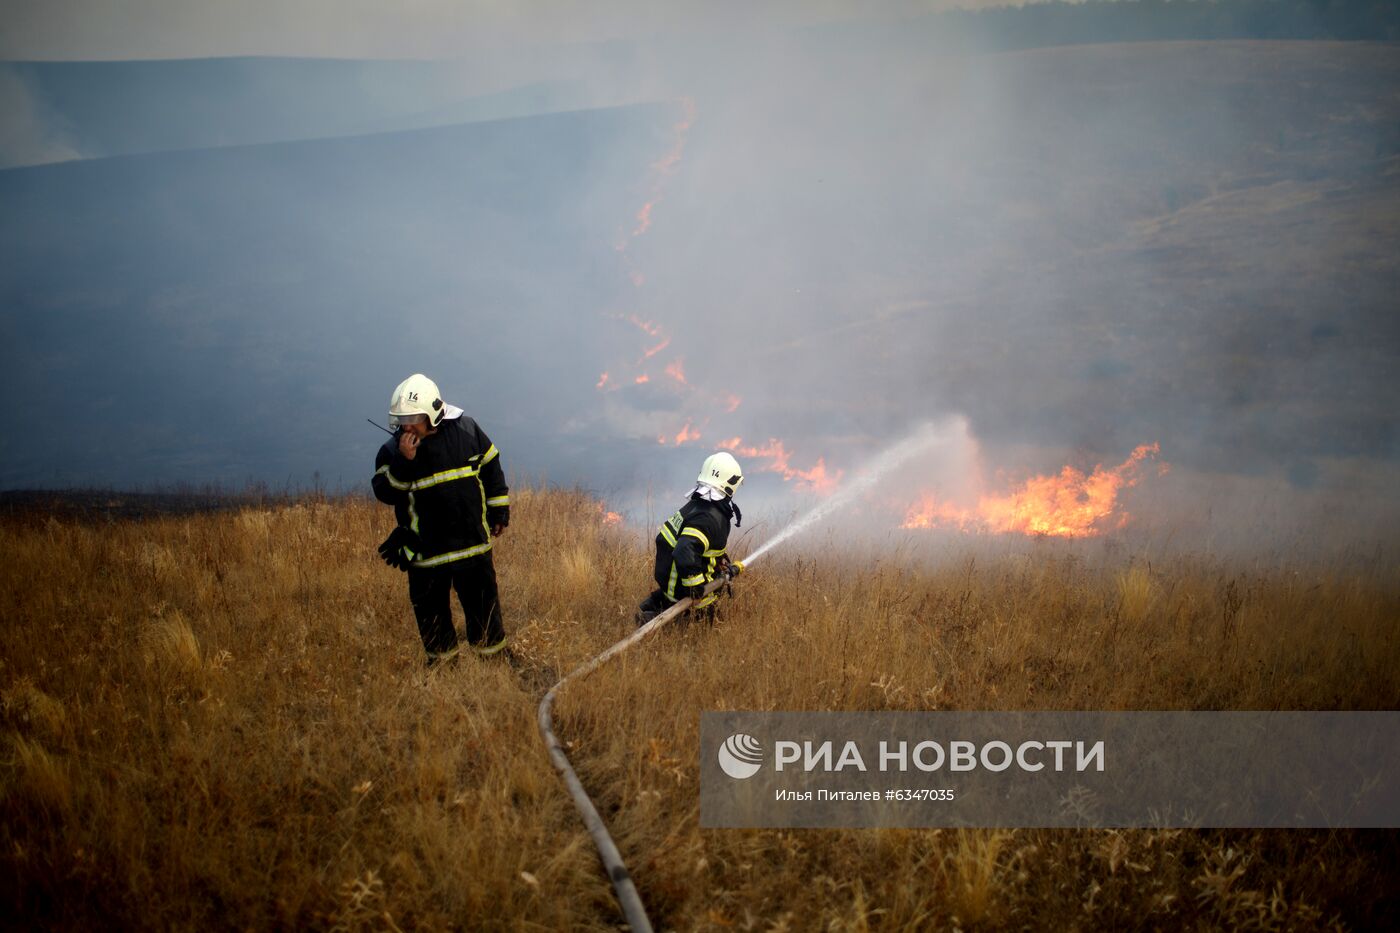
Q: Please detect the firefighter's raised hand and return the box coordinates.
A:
[398,430,420,460]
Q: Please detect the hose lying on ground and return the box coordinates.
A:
[536,574,736,933]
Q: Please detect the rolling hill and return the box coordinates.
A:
[0,101,679,489]
[0,40,1396,534]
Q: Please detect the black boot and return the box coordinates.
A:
[636,590,671,627]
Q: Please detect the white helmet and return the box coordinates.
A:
[388,373,445,428]
[698,451,743,497]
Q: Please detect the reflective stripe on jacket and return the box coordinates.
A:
[371,414,508,568]
[653,493,733,607]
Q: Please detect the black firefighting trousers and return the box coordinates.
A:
[407,555,506,657]
[637,588,717,626]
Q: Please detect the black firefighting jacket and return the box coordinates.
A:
[371,414,508,568]
[653,493,734,607]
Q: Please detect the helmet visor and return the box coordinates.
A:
[388,412,427,427]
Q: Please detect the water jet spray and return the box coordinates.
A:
[741,421,951,566]
[538,422,950,931]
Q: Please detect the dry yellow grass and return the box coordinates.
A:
[1,489,1397,930]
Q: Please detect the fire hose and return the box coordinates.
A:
[534,427,942,927]
[536,570,740,933]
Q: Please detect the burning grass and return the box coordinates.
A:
[1,489,1397,930]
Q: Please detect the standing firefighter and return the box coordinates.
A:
[372,374,510,664]
[636,451,746,626]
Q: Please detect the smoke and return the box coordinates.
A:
[558,29,1400,557]
[0,66,81,167]
[0,1,998,60]
[0,9,1396,561]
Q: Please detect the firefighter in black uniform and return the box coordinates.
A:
[372,373,510,664]
[636,451,746,626]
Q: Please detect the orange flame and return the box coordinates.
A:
[633,202,655,237]
[665,359,687,385]
[599,101,697,396]
[625,98,696,242]
[903,443,1162,538]
[658,420,703,446]
[603,511,622,526]
[595,316,677,391]
[722,394,742,413]
[788,457,841,495]
[653,100,695,174]
[721,436,844,495]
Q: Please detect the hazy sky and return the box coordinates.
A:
[0,0,1014,60]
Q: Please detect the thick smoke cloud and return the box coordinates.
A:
[0,1,993,60]
[0,66,80,165]
[0,6,1396,559]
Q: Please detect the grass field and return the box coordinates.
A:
[2,488,1398,930]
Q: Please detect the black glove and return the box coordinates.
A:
[486,505,510,531]
[682,582,708,601]
[717,555,748,581]
[377,526,421,571]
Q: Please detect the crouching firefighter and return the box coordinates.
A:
[636,451,746,626]
[372,373,510,665]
